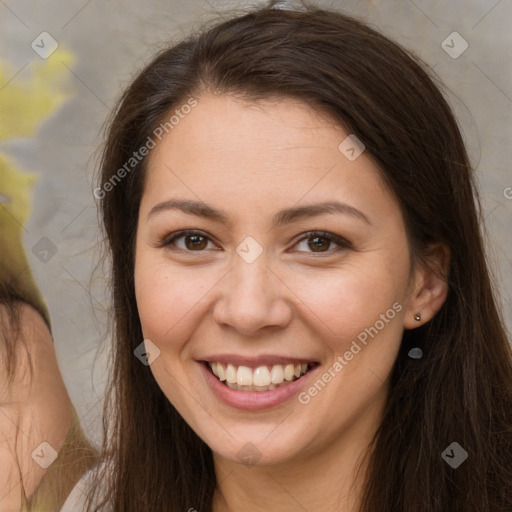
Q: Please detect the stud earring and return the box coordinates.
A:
[414,313,421,322]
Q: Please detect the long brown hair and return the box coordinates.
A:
[90,2,512,510]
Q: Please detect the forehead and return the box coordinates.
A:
[149,94,343,164]
[141,94,397,228]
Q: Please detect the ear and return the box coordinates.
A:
[403,243,450,330]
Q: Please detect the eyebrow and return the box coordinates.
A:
[146,199,371,227]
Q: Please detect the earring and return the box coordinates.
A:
[409,313,423,359]
[408,347,423,359]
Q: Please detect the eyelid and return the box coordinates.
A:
[160,229,352,254]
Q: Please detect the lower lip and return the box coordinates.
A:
[198,362,319,411]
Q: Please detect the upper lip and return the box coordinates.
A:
[199,354,319,367]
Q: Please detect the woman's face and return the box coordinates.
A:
[134,94,419,467]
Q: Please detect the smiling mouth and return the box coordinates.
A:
[204,361,319,391]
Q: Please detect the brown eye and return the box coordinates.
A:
[293,231,351,254]
[307,236,331,252]
[162,230,216,252]
[183,234,208,250]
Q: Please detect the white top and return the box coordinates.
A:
[60,471,90,511]
[60,466,108,511]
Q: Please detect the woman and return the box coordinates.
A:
[0,283,98,511]
[76,1,512,511]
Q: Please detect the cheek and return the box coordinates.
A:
[134,254,217,344]
[135,250,408,348]
[282,258,406,342]
[289,268,405,429]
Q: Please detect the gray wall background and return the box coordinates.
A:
[1,0,511,448]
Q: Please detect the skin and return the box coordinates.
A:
[0,304,72,512]
[134,94,449,511]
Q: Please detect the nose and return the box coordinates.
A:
[212,250,292,337]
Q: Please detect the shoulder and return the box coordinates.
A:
[0,301,72,447]
[0,302,73,505]
[0,302,71,423]
[0,301,60,397]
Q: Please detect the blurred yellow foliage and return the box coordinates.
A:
[0,47,75,325]
[0,47,75,139]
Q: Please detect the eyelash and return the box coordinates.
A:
[159,229,352,255]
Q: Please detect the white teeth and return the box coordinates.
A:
[270,364,284,384]
[226,382,278,391]
[284,364,295,381]
[253,366,271,387]
[237,366,253,386]
[226,363,237,384]
[208,361,313,391]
